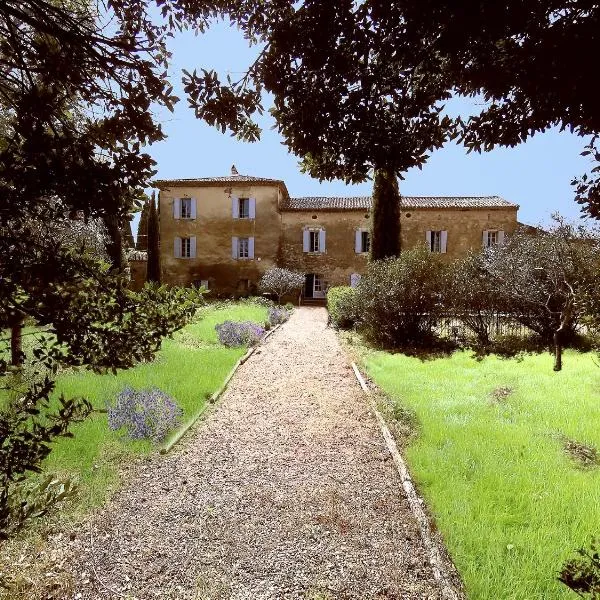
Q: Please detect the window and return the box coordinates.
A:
[238,237,249,258]
[310,230,320,252]
[238,197,249,219]
[181,198,192,219]
[181,237,191,258]
[361,231,370,253]
[430,230,442,253]
[484,230,499,247]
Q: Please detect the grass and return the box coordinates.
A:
[359,347,600,600]
[2,301,268,521]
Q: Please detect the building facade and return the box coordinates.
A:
[153,169,519,298]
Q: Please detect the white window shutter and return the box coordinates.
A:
[174,237,181,258]
[482,230,489,247]
[173,198,181,219]
[249,198,256,219]
[441,231,448,253]
[190,236,197,258]
[200,279,209,289]
[426,230,432,250]
[190,198,197,219]
[232,236,238,259]
[232,197,239,219]
[319,228,326,252]
[498,230,505,245]
[350,273,361,288]
[303,229,310,252]
[355,229,362,253]
[248,237,255,258]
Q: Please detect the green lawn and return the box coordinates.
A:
[4,301,268,520]
[361,348,600,600]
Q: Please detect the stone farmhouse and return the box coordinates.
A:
[148,167,519,300]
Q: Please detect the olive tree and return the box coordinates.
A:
[259,268,305,304]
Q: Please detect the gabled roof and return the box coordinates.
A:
[282,195,518,211]
[153,173,289,197]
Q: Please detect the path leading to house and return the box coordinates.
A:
[51,308,448,599]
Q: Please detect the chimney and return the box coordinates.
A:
[231,164,239,176]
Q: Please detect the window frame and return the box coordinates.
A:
[238,197,250,219]
[180,197,192,219]
[361,230,371,253]
[181,237,192,258]
[430,230,442,253]
[486,230,498,247]
[238,237,250,259]
[309,230,320,253]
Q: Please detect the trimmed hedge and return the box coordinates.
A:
[327,286,358,329]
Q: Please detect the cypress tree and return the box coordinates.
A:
[146,191,160,283]
[136,200,149,250]
[121,217,135,249]
[370,168,401,260]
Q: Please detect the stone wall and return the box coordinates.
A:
[157,180,519,294]
[158,183,283,295]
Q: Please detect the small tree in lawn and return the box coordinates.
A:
[259,268,305,305]
[481,216,600,371]
[450,253,505,350]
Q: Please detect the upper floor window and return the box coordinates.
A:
[232,236,254,259]
[181,198,192,219]
[426,230,447,253]
[239,198,249,219]
[483,230,504,247]
[238,237,249,258]
[173,197,196,219]
[174,236,196,258]
[310,230,320,252]
[355,229,370,253]
[303,228,326,253]
[232,197,256,219]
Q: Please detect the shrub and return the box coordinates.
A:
[559,538,600,598]
[215,321,265,347]
[355,247,449,348]
[268,307,290,326]
[107,387,182,443]
[284,302,295,311]
[327,286,357,329]
[264,320,271,331]
[259,268,305,304]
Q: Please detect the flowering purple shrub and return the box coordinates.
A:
[107,387,183,443]
[268,307,290,326]
[215,321,265,347]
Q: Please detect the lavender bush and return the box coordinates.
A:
[107,387,183,443]
[215,321,265,347]
[268,307,290,326]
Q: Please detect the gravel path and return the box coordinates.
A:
[49,307,445,599]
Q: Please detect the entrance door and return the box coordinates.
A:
[304,273,314,298]
[313,274,326,299]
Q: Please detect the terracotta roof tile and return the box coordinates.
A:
[282,195,518,211]
[154,174,285,186]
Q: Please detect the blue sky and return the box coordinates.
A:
[144,20,593,229]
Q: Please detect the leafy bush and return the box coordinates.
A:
[215,321,265,347]
[559,538,600,598]
[355,247,449,348]
[268,307,290,326]
[259,268,305,304]
[107,387,182,443]
[284,302,295,311]
[327,286,357,329]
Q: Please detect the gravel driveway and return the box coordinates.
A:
[47,307,445,599]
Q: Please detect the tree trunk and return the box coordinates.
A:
[370,168,401,260]
[102,213,125,272]
[553,329,562,372]
[10,317,23,368]
[146,192,161,283]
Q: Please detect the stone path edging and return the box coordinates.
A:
[351,362,464,600]
[160,323,282,454]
